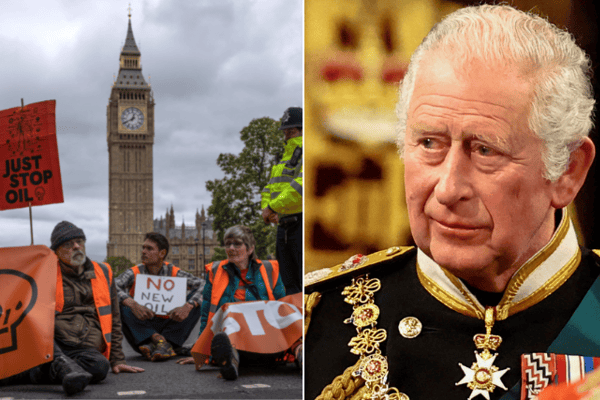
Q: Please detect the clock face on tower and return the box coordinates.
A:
[121,107,144,130]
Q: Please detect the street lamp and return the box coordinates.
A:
[194,237,199,273]
[201,221,208,267]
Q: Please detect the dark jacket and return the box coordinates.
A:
[305,247,600,400]
[55,258,125,367]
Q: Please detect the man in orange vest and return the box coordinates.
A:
[115,232,204,361]
[1,221,144,395]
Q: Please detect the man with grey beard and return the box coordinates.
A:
[49,221,144,392]
[1,221,144,395]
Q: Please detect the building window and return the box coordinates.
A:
[189,259,195,270]
[204,246,210,256]
[188,247,195,255]
[172,246,179,255]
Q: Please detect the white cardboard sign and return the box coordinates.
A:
[133,274,187,315]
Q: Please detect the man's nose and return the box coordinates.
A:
[434,145,473,206]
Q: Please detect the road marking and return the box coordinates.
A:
[117,390,147,395]
[241,384,271,388]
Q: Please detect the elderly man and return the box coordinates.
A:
[261,106,303,294]
[115,232,204,361]
[0,221,144,395]
[305,5,599,400]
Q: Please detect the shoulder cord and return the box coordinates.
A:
[305,291,366,400]
[304,292,321,336]
[316,361,366,400]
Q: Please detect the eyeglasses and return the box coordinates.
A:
[224,240,245,249]
[62,238,85,249]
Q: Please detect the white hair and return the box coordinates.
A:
[396,4,595,181]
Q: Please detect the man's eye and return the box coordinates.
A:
[420,138,436,149]
[473,144,498,156]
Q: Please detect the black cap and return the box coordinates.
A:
[50,221,86,250]
[279,107,302,130]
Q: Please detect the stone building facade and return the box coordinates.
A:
[153,206,218,279]
[106,13,154,264]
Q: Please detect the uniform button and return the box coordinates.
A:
[398,316,422,339]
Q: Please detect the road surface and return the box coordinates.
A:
[0,319,302,399]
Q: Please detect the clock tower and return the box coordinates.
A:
[106,11,154,263]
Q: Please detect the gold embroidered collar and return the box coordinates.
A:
[416,208,581,320]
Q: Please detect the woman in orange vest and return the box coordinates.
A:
[176,225,289,379]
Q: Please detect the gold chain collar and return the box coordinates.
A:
[343,275,409,400]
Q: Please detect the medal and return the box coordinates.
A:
[456,307,510,400]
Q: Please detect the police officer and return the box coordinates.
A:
[261,107,302,294]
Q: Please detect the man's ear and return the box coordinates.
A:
[551,137,595,209]
[159,249,167,260]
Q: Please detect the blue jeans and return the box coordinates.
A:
[120,302,202,352]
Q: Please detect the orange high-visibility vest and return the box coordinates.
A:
[128,262,180,298]
[55,261,113,359]
[205,259,278,324]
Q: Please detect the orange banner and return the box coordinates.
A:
[192,293,303,368]
[0,246,57,379]
[0,100,64,210]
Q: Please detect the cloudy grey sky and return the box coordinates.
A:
[0,0,303,261]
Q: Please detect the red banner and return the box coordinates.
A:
[191,293,303,368]
[0,100,64,210]
[0,246,57,379]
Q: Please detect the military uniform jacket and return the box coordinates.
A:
[305,215,600,400]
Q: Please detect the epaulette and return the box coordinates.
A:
[591,250,600,265]
[304,246,415,292]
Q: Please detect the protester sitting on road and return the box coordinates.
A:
[0,221,144,395]
[115,232,204,362]
[176,225,299,380]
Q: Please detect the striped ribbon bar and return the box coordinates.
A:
[521,353,600,399]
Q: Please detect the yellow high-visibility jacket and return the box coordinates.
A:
[261,136,302,216]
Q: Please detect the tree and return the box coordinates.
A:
[211,247,226,263]
[206,117,284,259]
[104,256,135,277]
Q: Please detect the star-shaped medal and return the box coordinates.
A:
[456,351,510,400]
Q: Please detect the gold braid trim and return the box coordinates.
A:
[316,360,365,400]
[348,385,369,400]
[305,292,323,336]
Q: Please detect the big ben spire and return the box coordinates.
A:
[122,11,140,56]
[106,8,155,264]
[115,11,148,90]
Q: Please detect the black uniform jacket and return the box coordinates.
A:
[305,247,600,400]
